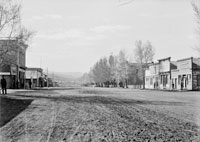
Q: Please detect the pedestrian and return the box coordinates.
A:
[1,76,7,94]
[181,80,184,90]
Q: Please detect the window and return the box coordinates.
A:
[197,75,200,86]
[150,78,153,85]
[187,74,191,80]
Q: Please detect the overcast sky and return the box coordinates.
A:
[21,0,199,73]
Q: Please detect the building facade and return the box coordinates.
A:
[145,57,200,91]
[0,39,27,89]
[158,57,177,89]
[145,63,159,89]
[192,58,200,90]
[25,68,43,88]
[171,57,200,90]
[171,57,192,90]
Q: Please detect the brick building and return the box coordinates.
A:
[0,39,27,89]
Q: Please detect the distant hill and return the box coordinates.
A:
[49,72,83,87]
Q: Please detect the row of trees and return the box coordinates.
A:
[81,40,155,88]
[0,0,34,66]
[81,1,200,88]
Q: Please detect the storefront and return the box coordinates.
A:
[171,57,200,90]
[145,63,159,89]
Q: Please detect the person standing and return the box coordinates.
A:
[1,76,7,94]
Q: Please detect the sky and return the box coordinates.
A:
[20,0,199,73]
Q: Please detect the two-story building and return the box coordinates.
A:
[145,62,159,89]
[171,57,200,90]
[145,57,200,91]
[158,57,177,89]
[0,39,27,89]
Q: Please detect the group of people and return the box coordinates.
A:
[0,76,7,94]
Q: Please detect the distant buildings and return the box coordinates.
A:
[25,68,44,88]
[145,57,200,91]
[0,39,56,89]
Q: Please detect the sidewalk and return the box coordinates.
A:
[0,89,35,95]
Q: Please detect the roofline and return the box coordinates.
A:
[158,57,171,61]
[26,67,43,72]
[0,39,28,49]
[150,62,159,65]
[177,57,193,62]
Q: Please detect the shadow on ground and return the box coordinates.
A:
[11,93,185,107]
[0,96,33,127]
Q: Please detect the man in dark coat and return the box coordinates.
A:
[1,76,7,94]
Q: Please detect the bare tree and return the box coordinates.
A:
[0,0,21,37]
[0,0,35,66]
[108,54,116,81]
[192,0,200,55]
[134,40,155,89]
[115,50,128,88]
[90,57,111,87]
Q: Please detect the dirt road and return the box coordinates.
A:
[0,87,200,142]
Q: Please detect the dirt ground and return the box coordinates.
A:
[0,87,200,142]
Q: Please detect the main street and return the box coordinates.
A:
[0,87,200,142]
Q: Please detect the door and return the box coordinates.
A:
[183,75,187,89]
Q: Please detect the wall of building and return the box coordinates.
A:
[159,59,171,89]
[159,59,170,72]
[0,40,27,89]
[192,70,200,90]
[171,70,179,89]
[145,64,159,89]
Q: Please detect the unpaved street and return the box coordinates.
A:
[0,87,200,142]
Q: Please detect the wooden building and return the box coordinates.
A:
[158,57,177,89]
[145,56,200,91]
[145,63,159,89]
[171,57,200,90]
[25,68,43,88]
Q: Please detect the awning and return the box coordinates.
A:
[0,72,11,75]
